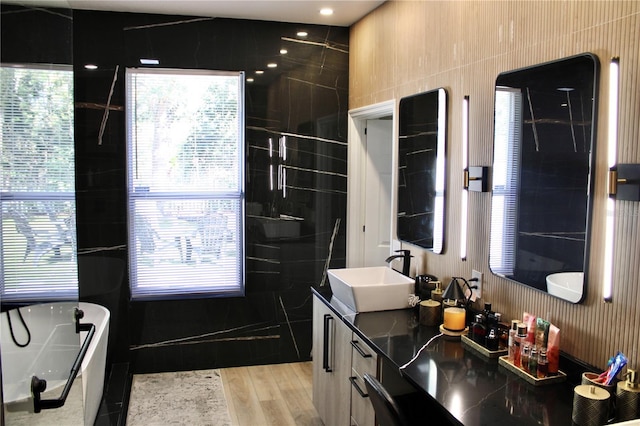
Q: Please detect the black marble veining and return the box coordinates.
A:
[2,3,349,375]
[71,9,349,373]
[313,287,588,426]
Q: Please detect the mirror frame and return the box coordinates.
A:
[396,88,447,253]
[488,53,600,303]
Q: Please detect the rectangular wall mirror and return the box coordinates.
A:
[489,54,599,303]
[397,88,447,253]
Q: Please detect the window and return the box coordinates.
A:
[126,68,245,300]
[0,64,77,302]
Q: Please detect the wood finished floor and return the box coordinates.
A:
[219,362,323,426]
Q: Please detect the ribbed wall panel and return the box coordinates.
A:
[350,1,640,369]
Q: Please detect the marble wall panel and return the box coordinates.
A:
[72,10,348,372]
[349,0,640,370]
[0,7,348,373]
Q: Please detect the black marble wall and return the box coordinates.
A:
[72,10,348,373]
[3,6,349,374]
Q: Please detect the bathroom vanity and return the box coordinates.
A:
[312,288,581,426]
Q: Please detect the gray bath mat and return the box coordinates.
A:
[127,369,232,426]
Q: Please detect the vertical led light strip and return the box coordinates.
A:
[460,96,470,260]
[269,138,274,191]
[603,57,619,303]
[433,89,447,254]
[281,136,287,198]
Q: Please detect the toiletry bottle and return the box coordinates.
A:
[537,350,548,378]
[513,324,527,367]
[494,313,508,348]
[485,328,499,351]
[508,319,519,363]
[521,343,531,373]
[431,281,443,303]
[471,314,486,345]
[483,303,493,327]
[528,347,538,377]
[483,302,492,316]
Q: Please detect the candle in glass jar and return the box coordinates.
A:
[443,307,466,331]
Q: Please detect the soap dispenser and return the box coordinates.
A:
[430,281,443,303]
[616,368,640,421]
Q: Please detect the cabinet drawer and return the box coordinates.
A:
[351,339,377,376]
[350,338,378,426]
[350,370,374,426]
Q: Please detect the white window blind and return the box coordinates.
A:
[489,88,522,276]
[126,68,245,300]
[0,65,77,302]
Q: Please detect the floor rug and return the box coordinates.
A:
[127,369,232,426]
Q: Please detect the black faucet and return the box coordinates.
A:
[385,249,412,276]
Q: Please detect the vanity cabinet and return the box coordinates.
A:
[312,294,379,426]
[312,295,352,426]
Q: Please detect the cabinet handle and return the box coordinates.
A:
[350,340,372,358]
[349,376,369,398]
[323,314,333,372]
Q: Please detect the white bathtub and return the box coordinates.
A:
[1,302,110,425]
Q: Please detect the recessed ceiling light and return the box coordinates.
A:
[280,49,288,55]
[297,31,308,37]
[247,78,254,83]
[320,8,333,16]
[255,70,264,74]
[84,64,98,70]
[267,63,278,68]
[140,58,159,65]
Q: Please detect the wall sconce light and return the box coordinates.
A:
[461,95,489,194]
[464,166,489,192]
[608,165,640,201]
[461,96,469,260]
[603,57,620,303]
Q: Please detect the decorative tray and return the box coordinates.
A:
[498,356,567,386]
[461,334,507,358]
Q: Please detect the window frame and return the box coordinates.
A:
[125,67,246,301]
[0,63,77,303]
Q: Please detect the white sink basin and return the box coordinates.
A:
[546,272,583,303]
[327,266,414,313]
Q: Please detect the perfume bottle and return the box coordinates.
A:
[537,349,548,378]
[521,343,531,373]
[513,324,527,367]
[507,319,519,363]
[494,312,508,349]
[528,347,538,377]
[471,314,486,345]
[485,328,499,351]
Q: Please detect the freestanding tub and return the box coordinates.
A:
[1,302,110,425]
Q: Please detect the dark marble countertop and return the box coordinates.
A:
[312,287,582,426]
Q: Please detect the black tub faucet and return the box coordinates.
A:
[385,249,412,276]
